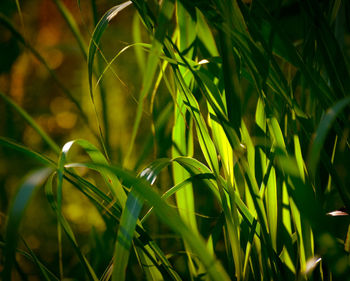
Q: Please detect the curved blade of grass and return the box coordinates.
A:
[173,7,199,272]
[0,136,55,167]
[267,117,286,151]
[173,157,219,199]
[111,202,139,281]
[134,249,163,281]
[173,67,219,174]
[134,102,173,170]
[130,0,156,32]
[279,195,295,274]
[52,0,87,59]
[0,91,59,154]
[14,0,24,31]
[21,237,58,281]
[240,158,275,263]
[66,162,231,281]
[124,0,175,166]
[133,13,146,73]
[308,96,350,178]
[3,168,52,280]
[174,156,257,229]
[267,116,313,271]
[217,12,242,134]
[63,172,122,219]
[246,2,334,109]
[95,42,150,88]
[96,42,189,96]
[0,241,59,281]
[141,173,215,222]
[56,143,73,278]
[303,1,350,98]
[87,2,132,102]
[197,70,226,116]
[294,134,305,182]
[87,2,132,158]
[286,175,350,277]
[64,170,180,281]
[112,158,171,281]
[44,173,99,281]
[265,166,277,250]
[196,8,219,57]
[164,56,243,262]
[59,139,127,205]
[208,104,233,183]
[166,39,242,152]
[55,139,124,279]
[67,170,179,280]
[265,117,284,252]
[242,218,258,278]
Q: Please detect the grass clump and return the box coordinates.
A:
[1,0,350,280]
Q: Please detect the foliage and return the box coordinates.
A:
[1,0,350,280]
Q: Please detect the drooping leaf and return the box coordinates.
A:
[66,162,231,281]
[3,168,52,280]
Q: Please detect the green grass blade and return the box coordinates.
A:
[242,218,258,278]
[173,4,199,271]
[286,176,350,277]
[65,173,177,281]
[0,91,60,154]
[0,240,59,281]
[267,117,286,151]
[166,39,242,152]
[265,167,277,250]
[44,173,99,281]
[293,133,305,182]
[21,238,58,281]
[174,157,220,199]
[243,2,335,110]
[196,8,219,57]
[218,30,241,133]
[87,1,133,158]
[173,68,219,174]
[302,1,350,98]
[112,191,143,281]
[65,170,180,281]
[3,168,52,280]
[95,43,150,86]
[87,1,132,100]
[0,136,55,167]
[308,97,350,178]
[132,13,146,73]
[14,0,24,31]
[174,157,257,229]
[134,102,173,171]
[197,70,227,116]
[52,0,87,59]
[60,139,127,207]
[142,173,214,222]
[66,162,231,281]
[112,158,170,281]
[124,0,175,166]
[55,139,124,279]
[208,107,233,186]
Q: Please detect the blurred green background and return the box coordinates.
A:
[0,1,164,279]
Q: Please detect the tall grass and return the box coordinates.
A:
[1,0,350,280]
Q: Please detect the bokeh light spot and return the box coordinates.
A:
[56,111,77,129]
